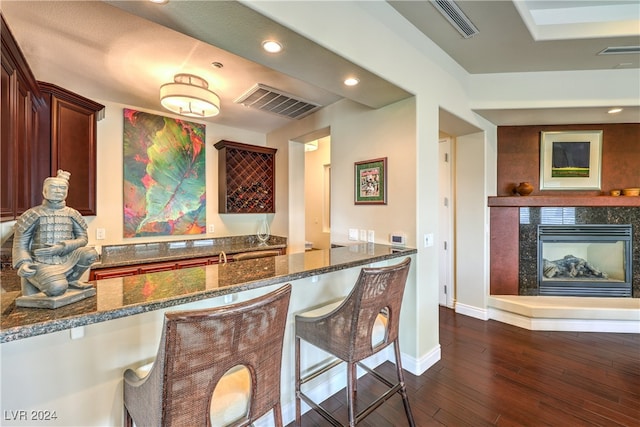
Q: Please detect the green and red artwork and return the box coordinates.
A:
[123,109,206,237]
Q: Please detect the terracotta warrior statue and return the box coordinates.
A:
[12,170,98,300]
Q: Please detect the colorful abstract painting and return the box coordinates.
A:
[123,109,206,237]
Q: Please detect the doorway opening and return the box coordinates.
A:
[288,127,331,253]
[304,136,331,250]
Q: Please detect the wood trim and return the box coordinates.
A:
[489,207,519,295]
[0,14,44,107]
[213,139,277,155]
[38,81,105,119]
[488,196,640,207]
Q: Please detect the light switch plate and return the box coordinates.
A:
[367,230,375,242]
[96,228,106,240]
[424,233,434,247]
[348,228,359,241]
[359,229,367,241]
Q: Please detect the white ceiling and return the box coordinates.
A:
[390,0,640,73]
[1,0,638,131]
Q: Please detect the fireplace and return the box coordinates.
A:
[537,224,632,297]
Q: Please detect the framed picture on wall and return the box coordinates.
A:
[540,130,603,190]
[354,157,387,205]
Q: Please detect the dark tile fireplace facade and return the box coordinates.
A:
[518,207,639,297]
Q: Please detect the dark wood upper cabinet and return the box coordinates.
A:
[2,13,104,221]
[38,82,104,216]
[1,13,45,221]
[214,140,277,214]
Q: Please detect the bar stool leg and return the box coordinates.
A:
[123,407,133,427]
[295,336,302,426]
[274,405,284,426]
[394,341,416,427]
[347,362,357,427]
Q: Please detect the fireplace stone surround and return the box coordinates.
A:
[489,196,640,298]
[521,208,637,297]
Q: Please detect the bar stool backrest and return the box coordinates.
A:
[303,257,411,362]
[124,284,291,426]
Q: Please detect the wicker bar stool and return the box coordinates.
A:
[294,257,415,426]
[123,284,291,427]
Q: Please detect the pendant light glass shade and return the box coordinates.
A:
[160,73,220,118]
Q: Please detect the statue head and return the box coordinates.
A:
[42,170,71,202]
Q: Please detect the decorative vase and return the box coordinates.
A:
[514,182,534,196]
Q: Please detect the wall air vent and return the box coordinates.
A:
[431,0,479,39]
[234,84,321,120]
[598,46,640,55]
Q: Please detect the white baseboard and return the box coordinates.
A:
[455,302,489,320]
[401,344,441,376]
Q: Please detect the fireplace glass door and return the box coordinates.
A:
[537,225,632,297]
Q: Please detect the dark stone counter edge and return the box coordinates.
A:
[0,248,416,343]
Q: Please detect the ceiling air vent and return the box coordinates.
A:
[598,46,640,55]
[431,0,479,39]
[234,84,321,120]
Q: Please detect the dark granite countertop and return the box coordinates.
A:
[93,235,288,269]
[0,244,416,343]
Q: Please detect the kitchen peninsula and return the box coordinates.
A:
[2,243,414,342]
[0,243,416,426]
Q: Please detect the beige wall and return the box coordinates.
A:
[86,101,269,250]
[264,97,418,254]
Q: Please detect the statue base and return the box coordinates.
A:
[15,286,96,309]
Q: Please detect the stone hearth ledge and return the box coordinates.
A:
[488,295,640,333]
[0,244,415,343]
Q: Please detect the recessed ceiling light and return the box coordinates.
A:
[304,141,318,152]
[262,40,283,53]
[608,108,623,114]
[344,77,359,86]
[149,0,169,4]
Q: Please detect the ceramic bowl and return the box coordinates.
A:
[622,188,640,196]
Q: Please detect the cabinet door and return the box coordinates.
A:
[176,258,210,269]
[91,266,139,280]
[39,82,103,217]
[50,96,97,216]
[0,61,14,220]
[139,262,176,274]
[14,77,34,217]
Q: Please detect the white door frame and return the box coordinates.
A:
[438,137,455,308]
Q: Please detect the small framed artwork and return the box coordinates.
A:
[540,130,603,190]
[354,157,387,205]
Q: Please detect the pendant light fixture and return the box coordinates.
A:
[160,73,220,118]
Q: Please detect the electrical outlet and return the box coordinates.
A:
[96,228,106,240]
[348,228,359,241]
[208,224,215,233]
[424,233,434,247]
[70,326,85,340]
[367,230,375,243]
[359,229,367,241]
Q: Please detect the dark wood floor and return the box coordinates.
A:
[290,306,640,426]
